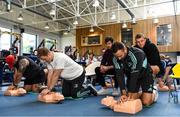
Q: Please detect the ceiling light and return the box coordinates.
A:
[49,4,56,17]
[117,20,120,23]
[131,17,136,24]
[167,24,172,29]
[17,13,23,21]
[73,18,78,25]
[168,29,172,32]
[122,22,127,28]
[67,26,71,32]
[110,12,116,20]
[89,26,94,32]
[73,20,78,25]
[93,0,99,7]
[44,23,49,29]
[6,0,11,12]
[47,0,56,2]
[153,18,159,24]
[50,9,56,16]
[127,28,131,31]
[64,31,68,35]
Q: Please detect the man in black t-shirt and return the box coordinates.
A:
[5,55,46,92]
[95,37,119,96]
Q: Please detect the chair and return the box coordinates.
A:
[85,62,114,88]
[85,62,101,83]
[168,63,180,103]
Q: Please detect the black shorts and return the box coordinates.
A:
[62,71,85,98]
[24,70,46,85]
[127,68,154,93]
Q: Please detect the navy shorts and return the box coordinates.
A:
[127,68,154,93]
[24,69,46,85]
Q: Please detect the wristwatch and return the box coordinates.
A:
[13,83,18,87]
[48,88,52,92]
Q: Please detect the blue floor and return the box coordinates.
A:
[0,90,179,116]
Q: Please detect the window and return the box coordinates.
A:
[134,1,180,20]
[81,34,102,46]
[0,27,11,50]
[157,24,172,45]
[22,33,37,54]
[121,28,133,47]
[45,38,56,49]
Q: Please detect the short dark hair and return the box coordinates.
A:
[37,48,50,57]
[111,42,126,53]
[105,36,114,43]
[135,33,145,40]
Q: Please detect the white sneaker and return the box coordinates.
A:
[97,88,109,95]
[87,84,98,96]
[112,88,119,96]
[153,85,159,102]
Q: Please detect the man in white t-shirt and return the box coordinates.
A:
[37,48,97,98]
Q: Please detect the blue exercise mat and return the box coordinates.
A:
[0,90,179,116]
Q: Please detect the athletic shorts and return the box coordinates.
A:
[62,70,85,98]
[24,69,46,85]
[127,68,154,93]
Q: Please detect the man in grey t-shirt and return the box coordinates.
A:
[37,48,97,98]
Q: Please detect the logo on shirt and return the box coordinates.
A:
[147,84,153,92]
[74,84,79,88]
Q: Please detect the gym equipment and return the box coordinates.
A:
[37,39,45,49]
[169,63,180,104]
[49,40,57,51]
[23,39,45,63]
[0,30,21,55]
[0,53,13,87]
[0,30,22,87]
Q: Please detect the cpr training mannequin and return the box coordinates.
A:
[101,96,142,114]
[38,92,64,103]
[4,85,26,96]
[157,82,169,92]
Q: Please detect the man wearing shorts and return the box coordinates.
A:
[111,42,158,106]
[5,55,46,92]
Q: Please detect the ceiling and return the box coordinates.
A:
[0,0,179,34]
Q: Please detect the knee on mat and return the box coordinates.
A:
[32,87,39,92]
[62,92,71,97]
[24,85,32,92]
[141,99,152,106]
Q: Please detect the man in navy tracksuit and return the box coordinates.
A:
[111,42,158,106]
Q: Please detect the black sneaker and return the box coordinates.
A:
[87,84,98,96]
